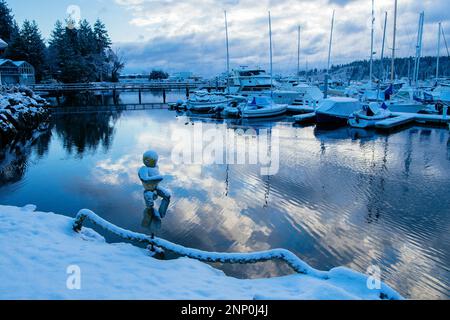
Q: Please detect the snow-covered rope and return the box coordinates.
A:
[73,209,329,279]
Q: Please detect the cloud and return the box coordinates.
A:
[114,0,450,76]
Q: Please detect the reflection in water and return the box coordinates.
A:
[0,110,449,300]
[54,112,120,156]
[0,129,52,185]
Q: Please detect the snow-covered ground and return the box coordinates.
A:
[0,204,403,300]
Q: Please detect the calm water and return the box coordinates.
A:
[1,109,449,299]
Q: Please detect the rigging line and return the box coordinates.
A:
[442,27,450,58]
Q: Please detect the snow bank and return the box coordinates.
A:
[0,205,403,300]
[0,86,49,145]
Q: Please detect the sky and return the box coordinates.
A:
[7,0,450,77]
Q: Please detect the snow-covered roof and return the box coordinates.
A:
[0,38,7,50]
[0,59,16,67]
[12,61,29,67]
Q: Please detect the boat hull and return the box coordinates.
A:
[315,112,349,126]
[242,106,287,118]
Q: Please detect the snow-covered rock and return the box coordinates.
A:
[0,205,403,300]
[0,86,49,146]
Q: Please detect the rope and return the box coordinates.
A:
[442,27,450,58]
[73,209,329,279]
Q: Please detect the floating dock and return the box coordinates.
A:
[375,112,450,131]
[293,112,316,124]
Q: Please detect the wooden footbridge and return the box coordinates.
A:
[29,81,226,106]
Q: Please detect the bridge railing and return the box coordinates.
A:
[29,81,211,92]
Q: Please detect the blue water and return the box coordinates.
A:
[0,109,449,299]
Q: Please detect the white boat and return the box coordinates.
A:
[315,97,362,126]
[227,66,301,105]
[186,91,229,112]
[385,86,434,113]
[241,96,287,119]
[348,102,392,128]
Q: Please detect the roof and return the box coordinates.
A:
[12,61,29,67]
[0,38,7,50]
[0,59,16,67]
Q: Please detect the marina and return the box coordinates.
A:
[1,0,450,303]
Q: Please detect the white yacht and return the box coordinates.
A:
[227,66,300,105]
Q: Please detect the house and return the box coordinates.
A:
[0,59,36,85]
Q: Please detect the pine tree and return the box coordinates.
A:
[93,19,111,54]
[6,20,47,81]
[0,0,16,42]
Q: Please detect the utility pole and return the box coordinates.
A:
[391,0,398,82]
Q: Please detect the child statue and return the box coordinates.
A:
[139,150,171,220]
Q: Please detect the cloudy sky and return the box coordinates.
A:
[8,0,450,76]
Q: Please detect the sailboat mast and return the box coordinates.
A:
[224,10,230,94]
[436,22,442,80]
[297,25,301,81]
[325,10,335,99]
[269,11,273,98]
[391,0,397,82]
[414,12,424,86]
[369,0,375,86]
[380,11,388,81]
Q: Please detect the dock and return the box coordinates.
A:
[293,112,316,124]
[375,112,450,131]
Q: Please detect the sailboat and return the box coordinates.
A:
[239,12,287,118]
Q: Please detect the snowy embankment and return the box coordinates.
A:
[0,205,403,300]
[0,86,49,146]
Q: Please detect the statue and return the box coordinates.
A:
[139,150,171,221]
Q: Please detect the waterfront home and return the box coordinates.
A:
[0,59,36,85]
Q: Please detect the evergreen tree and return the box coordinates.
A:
[93,19,111,54]
[48,18,117,83]
[7,20,47,81]
[0,0,16,42]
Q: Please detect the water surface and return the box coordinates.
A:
[1,109,449,299]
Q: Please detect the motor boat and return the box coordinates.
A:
[385,86,435,113]
[348,102,392,128]
[240,96,287,119]
[315,97,362,126]
[186,91,229,112]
